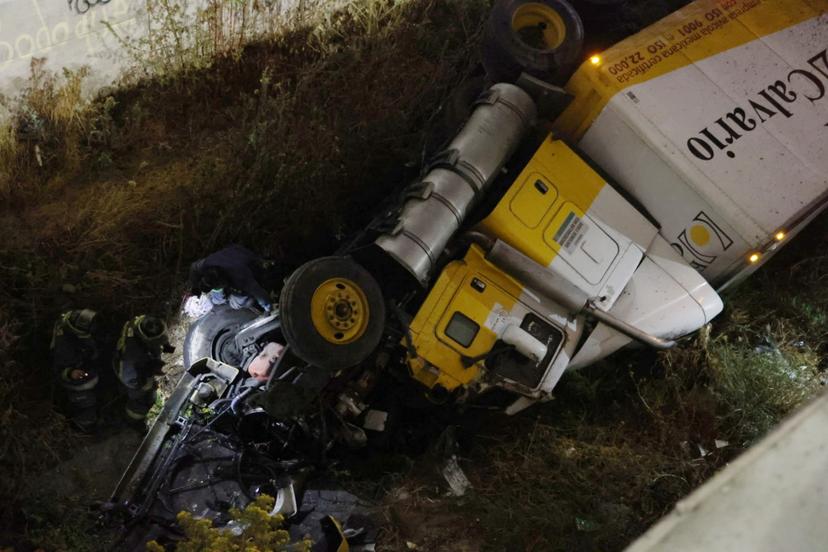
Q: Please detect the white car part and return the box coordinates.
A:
[270,484,299,518]
[570,235,723,369]
[502,324,548,363]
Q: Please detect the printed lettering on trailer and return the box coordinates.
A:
[606,2,756,85]
[685,49,828,161]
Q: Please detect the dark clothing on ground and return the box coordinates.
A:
[189,244,273,311]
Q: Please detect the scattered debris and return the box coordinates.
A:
[441,455,472,497]
[363,409,388,432]
[754,336,781,356]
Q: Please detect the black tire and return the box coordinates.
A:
[183,305,260,369]
[481,0,584,85]
[280,256,386,371]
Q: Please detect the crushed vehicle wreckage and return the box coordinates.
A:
[105,0,828,548]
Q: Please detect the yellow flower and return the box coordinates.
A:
[161,494,311,551]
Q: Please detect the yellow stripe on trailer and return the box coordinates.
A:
[554,0,828,140]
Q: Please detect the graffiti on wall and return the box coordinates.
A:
[68,0,114,15]
[0,0,136,72]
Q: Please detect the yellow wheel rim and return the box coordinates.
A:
[310,278,370,345]
[511,3,567,50]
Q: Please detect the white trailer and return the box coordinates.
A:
[555,0,828,287]
[548,0,828,368]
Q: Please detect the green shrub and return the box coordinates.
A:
[0,60,115,201]
[705,335,820,444]
[146,494,311,552]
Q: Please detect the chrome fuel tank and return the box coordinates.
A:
[375,82,536,284]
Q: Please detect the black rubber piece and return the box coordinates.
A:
[183,305,259,369]
[442,75,487,138]
[279,256,386,371]
[481,0,584,85]
[425,75,487,157]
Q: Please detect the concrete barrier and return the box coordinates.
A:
[625,390,828,552]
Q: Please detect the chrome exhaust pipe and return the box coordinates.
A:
[481,237,676,350]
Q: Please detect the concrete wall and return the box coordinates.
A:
[0,0,313,120]
[0,0,143,105]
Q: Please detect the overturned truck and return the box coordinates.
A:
[109,0,828,549]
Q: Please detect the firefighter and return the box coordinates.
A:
[113,315,174,425]
[189,244,274,313]
[50,309,101,432]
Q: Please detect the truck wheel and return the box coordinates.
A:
[183,305,260,369]
[481,0,584,84]
[280,256,386,371]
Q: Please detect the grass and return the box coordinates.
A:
[0,0,825,549]
[0,60,114,201]
[16,494,109,552]
[446,339,822,550]
[0,0,490,329]
[0,306,79,547]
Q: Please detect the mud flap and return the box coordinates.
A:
[321,515,349,552]
[292,489,375,552]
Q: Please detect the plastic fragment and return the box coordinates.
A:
[575,517,600,532]
[441,455,472,497]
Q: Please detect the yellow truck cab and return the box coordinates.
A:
[278,0,828,414]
